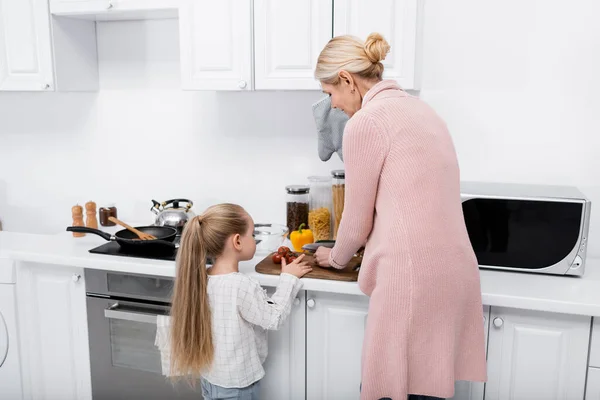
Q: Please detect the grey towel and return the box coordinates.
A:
[312,96,349,162]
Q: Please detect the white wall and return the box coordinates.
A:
[0,1,599,258]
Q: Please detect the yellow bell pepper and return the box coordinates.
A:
[290,223,314,252]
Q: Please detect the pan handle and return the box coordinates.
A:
[66,227,113,241]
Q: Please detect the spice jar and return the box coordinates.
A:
[99,204,118,227]
[308,176,332,242]
[331,170,345,239]
[285,185,309,238]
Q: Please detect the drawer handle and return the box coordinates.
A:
[493,317,504,328]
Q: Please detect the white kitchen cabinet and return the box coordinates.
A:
[261,290,306,400]
[0,259,23,400]
[450,306,490,400]
[16,262,92,400]
[306,291,369,400]
[179,0,253,91]
[49,0,178,20]
[254,0,332,90]
[0,0,54,91]
[485,307,590,400]
[587,368,600,399]
[0,0,98,91]
[333,0,422,89]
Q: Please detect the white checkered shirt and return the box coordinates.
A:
[201,272,302,388]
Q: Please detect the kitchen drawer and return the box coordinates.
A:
[591,318,600,368]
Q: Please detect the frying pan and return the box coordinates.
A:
[66,226,178,252]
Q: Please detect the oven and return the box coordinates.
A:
[85,269,201,400]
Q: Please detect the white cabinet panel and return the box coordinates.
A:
[587,368,600,400]
[590,318,600,368]
[334,0,420,89]
[306,292,369,400]
[0,0,54,91]
[485,307,590,400]
[261,290,305,400]
[179,0,253,90]
[254,0,332,90]
[17,263,92,400]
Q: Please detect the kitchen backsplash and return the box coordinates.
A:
[1,2,599,259]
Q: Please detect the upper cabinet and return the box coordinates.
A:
[334,0,421,90]
[179,0,253,91]
[49,0,179,20]
[0,0,98,91]
[253,0,332,90]
[0,0,54,91]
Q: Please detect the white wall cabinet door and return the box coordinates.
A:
[0,0,54,91]
[179,0,253,90]
[254,0,332,90]
[587,368,600,400]
[450,306,490,400]
[17,263,92,400]
[333,0,420,89]
[306,291,369,400]
[261,290,306,400]
[485,307,590,400]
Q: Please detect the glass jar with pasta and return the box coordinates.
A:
[307,176,332,242]
[331,170,345,239]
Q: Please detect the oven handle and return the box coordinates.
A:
[104,302,166,325]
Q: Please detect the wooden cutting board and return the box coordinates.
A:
[255,253,361,282]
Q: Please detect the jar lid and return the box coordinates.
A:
[102,203,116,208]
[331,170,345,178]
[286,185,310,194]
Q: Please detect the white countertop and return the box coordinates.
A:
[1,231,600,316]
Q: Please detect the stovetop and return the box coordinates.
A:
[89,236,180,261]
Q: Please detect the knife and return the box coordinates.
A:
[301,240,335,253]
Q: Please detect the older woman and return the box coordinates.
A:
[313,33,487,400]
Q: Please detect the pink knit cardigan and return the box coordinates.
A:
[329,80,487,399]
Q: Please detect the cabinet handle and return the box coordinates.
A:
[41,83,50,90]
[293,298,300,306]
[307,298,315,309]
[72,274,81,282]
[238,80,247,89]
[107,1,113,9]
[493,317,504,328]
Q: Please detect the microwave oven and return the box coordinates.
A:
[461,182,591,276]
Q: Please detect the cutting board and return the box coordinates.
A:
[255,253,361,282]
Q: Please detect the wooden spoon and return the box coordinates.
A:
[108,216,157,240]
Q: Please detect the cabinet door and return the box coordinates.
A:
[306,291,369,400]
[179,0,253,90]
[261,290,306,400]
[0,0,54,91]
[485,307,590,400]
[17,263,92,400]
[254,0,332,90]
[333,0,420,89]
[450,306,490,400]
[587,368,600,400]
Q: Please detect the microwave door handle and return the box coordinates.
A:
[104,302,164,325]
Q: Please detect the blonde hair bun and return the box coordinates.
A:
[364,32,390,64]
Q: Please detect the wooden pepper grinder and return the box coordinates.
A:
[85,201,98,229]
[71,205,86,237]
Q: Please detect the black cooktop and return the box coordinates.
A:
[89,237,180,261]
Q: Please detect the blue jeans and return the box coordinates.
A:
[200,379,261,400]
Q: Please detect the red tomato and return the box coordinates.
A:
[272,253,283,264]
[286,255,297,264]
[278,246,290,256]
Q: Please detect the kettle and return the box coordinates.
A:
[151,199,195,232]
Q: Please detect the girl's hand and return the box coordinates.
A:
[314,247,332,268]
[281,254,312,278]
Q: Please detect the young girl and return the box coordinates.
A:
[167,203,311,399]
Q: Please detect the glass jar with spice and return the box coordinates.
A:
[285,185,309,238]
[308,176,332,242]
[99,204,118,227]
[331,170,345,239]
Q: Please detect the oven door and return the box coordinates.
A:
[87,296,201,400]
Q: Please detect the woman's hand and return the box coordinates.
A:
[314,247,333,268]
[281,254,312,278]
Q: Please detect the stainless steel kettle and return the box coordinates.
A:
[151,199,195,232]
